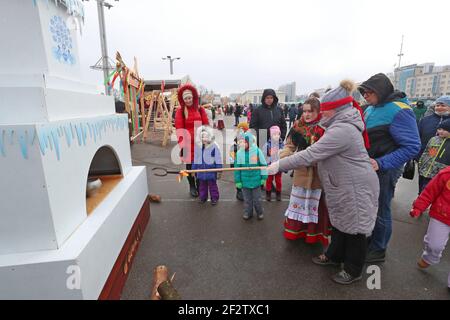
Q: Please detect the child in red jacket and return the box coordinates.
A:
[410,166,450,291]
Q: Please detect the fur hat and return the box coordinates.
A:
[195,126,215,146]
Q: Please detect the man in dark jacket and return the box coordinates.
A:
[250,89,287,147]
[359,73,421,263]
[234,104,243,126]
[413,100,427,125]
[288,104,298,128]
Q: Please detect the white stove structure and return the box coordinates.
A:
[0,0,150,299]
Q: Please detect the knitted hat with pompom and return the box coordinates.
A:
[320,80,370,149]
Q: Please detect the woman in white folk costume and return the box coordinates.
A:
[279,98,331,247]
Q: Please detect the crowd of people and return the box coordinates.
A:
[173,75,450,289]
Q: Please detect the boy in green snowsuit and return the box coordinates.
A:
[234,132,268,220]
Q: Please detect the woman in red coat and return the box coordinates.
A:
[175,84,210,197]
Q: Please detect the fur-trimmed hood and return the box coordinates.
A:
[178,83,200,109]
[195,125,215,147]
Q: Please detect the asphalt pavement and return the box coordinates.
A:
[121,115,450,300]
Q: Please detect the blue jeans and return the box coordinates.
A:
[368,168,403,253]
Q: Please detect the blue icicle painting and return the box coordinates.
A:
[0,115,128,161]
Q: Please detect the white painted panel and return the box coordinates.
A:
[77,167,148,299]
[0,125,57,255]
[0,88,49,125]
[45,89,115,121]
[0,260,82,300]
[39,115,132,248]
[0,87,115,125]
[0,167,148,300]
[0,0,48,75]
[37,0,82,81]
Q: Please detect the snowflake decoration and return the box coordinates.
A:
[49,15,76,65]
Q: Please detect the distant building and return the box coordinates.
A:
[393,63,450,100]
[240,89,286,105]
[229,93,241,103]
[296,94,309,103]
[278,82,296,102]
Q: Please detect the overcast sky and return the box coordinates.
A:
[78,0,450,96]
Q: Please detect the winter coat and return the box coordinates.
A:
[250,89,288,143]
[418,113,450,158]
[278,106,380,236]
[288,105,298,120]
[192,143,223,180]
[175,84,210,163]
[413,106,427,124]
[262,138,284,165]
[192,126,223,180]
[234,105,243,116]
[418,136,450,178]
[413,166,450,226]
[361,74,421,171]
[234,132,268,189]
[280,119,324,189]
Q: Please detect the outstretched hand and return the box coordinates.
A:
[267,161,280,175]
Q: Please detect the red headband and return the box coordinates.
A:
[320,96,371,149]
[320,96,354,111]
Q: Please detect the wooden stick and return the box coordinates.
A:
[183,166,268,174]
[130,130,144,142]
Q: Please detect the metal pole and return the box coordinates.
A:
[398,35,404,69]
[97,1,110,95]
[170,59,174,75]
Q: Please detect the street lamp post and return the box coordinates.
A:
[162,56,181,75]
[97,1,110,95]
[85,0,118,96]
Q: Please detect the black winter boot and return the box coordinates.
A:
[236,188,244,201]
[188,175,199,198]
[276,192,282,201]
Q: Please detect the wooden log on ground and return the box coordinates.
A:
[150,265,169,300]
[157,280,181,300]
[149,194,161,203]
